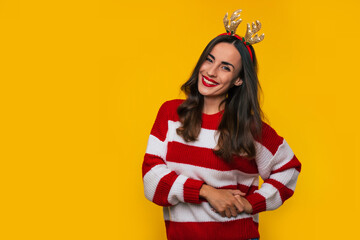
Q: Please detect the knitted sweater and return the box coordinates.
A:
[142,99,301,240]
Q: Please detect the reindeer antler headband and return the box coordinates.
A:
[218,9,265,61]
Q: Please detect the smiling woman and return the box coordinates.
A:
[179,33,262,162]
[142,9,301,240]
[198,42,243,101]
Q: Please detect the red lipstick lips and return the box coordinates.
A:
[202,75,219,87]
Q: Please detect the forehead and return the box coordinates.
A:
[209,42,241,64]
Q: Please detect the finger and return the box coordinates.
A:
[225,208,232,218]
[234,195,244,212]
[229,206,237,217]
[231,190,246,196]
[234,194,242,201]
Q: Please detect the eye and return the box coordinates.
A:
[206,57,213,63]
[222,66,231,71]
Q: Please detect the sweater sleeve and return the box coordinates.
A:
[142,101,205,207]
[245,122,302,214]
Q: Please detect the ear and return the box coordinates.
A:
[234,77,243,86]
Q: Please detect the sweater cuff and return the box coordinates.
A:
[245,193,267,214]
[183,178,205,204]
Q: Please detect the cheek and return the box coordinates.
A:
[221,74,235,84]
[199,62,209,71]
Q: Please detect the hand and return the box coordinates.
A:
[233,194,253,214]
[199,184,246,218]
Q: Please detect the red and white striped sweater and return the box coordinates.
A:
[142,99,301,240]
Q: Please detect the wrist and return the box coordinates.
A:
[199,184,212,199]
[242,197,253,214]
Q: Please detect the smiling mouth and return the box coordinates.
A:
[202,75,219,87]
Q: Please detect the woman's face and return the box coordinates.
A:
[198,42,243,100]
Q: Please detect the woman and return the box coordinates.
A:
[142,10,301,240]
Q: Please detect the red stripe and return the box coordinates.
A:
[248,185,259,195]
[142,154,166,178]
[163,99,183,122]
[271,155,302,174]
[165,218,259,240]
[150,102,171,142]
[215,184,258,195]
[265,178,294,203]
[183,178,204,204]
[257,122,284,155]
[166,141,258,174]
[152,172,178,206]
[167,99,185,122]
[245,193,267,214]
[201,112,223,130]
[149,99,183,140]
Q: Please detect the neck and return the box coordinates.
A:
[202,96,226,115]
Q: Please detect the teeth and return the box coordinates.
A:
[203,77,218,85]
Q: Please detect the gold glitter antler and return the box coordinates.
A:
[223,9,242,35]
[244,20,265,44]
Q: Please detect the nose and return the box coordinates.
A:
[207,64,217,77]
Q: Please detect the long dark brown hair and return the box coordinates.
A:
[176,34,267,162]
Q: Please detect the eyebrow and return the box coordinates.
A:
[208,53,235,69]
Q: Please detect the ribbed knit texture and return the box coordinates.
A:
[142,99,302,240]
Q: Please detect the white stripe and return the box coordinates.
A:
[167,162,258,188]
[255,182,283,211]
[252,176,260,189]
[270,168,300,191]
[143,164,172,202]
[270,139,295,173]
[163,202,255,222]
[145,134,167,160]
[168,120,218,149]
[254,141,274,179]
[163,206,170,220]
[255,139,294,180]
[252,213,259,223]
[167,175,188,205]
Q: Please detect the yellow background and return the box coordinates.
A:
[1,0,359,239]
